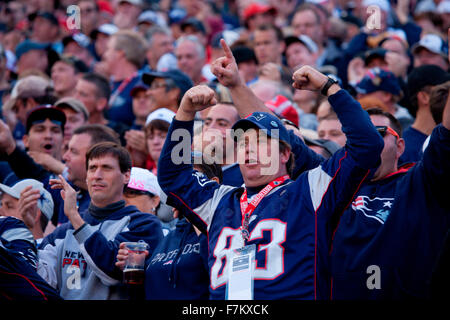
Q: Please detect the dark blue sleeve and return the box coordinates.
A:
[158,118,227,232]
[0,245,62,300]
[416,125,450,208]
[329,89,384,168]
[74,213,164,282]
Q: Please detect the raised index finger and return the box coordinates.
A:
[220,39,233,60]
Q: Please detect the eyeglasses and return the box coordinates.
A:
[149,83,167,90]
[375,126,399,140]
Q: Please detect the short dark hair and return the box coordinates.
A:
[366,108,403,137]
[73,124,120,146]
[193,155,223,184]
[81,72,111,100]
[255,24,284,42]
[86,142,132,173]
[429,81,450,124]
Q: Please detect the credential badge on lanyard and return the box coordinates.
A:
[226,244,256,300]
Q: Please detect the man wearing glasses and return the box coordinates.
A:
[330,104,450,299]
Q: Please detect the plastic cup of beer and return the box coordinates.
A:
[123,240,148,285]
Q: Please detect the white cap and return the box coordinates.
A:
[412,33,448,58]
[362,0,390,12]
[119,0,143,6]
[145,108,176,126]
[298,35,318,54]
[0,179,54,220]
[127,167,161,196]
[437,1,450,14]
[97,24,119,36]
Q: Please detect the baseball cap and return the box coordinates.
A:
[145,108,176,126]
[265,95,299,127]
[54,97,90,121]
[15,40,49,61]
[127,167,161,196]
[411,34,448,59]
[362,0,390,12]
[119,0,143,6]
[356,68,402,96]
[29,11,59,26]
[0,179,54,220]
[142,69,193,98]
[90,23,119,39]
[25,105,66,133]
[407,65,450,97]
[11,75,53,100]
[231,112,291,145]
[62,33,91,49]
[130,81,149,97]
[138,10,167,27]
[437,1,450,13]
[284,35,318,54]
[211,30,240,49]
[180,17,206,34]
[303,137,341,158]
[243,3,277,21]
[364,48,387,66]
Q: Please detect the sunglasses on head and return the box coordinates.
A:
[375,126,399,140]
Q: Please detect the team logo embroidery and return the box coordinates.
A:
[192,171,214,187]
[352,195,394,224]
[251,113,266,122]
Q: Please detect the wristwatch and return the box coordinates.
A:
[320,76,338,96]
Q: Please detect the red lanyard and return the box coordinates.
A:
[109,72,137,106]
[239,175,289,242]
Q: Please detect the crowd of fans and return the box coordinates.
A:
[0,0,449,301]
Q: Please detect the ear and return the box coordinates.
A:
[22,134,29,149]
[168,87,181,104]
[96,97,108,112]
[417,91,430,106]
[396,137,405,159]
[123,170,131,185]
[151,196,160,209]
[280,146,291,165]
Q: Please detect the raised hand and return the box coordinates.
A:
[50,175,84,229]
[0,119,16,155]
[18,186,41,230]
[177,85,217,121]
[210,39,242,88]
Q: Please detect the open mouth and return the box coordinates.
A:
[42,144,53,152]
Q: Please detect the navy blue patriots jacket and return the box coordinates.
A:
[0,216,61,300]
[158,89,383,300]
[37,201,163,299]
[331,124,450,299]
[145,218,210,300]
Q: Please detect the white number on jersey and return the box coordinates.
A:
[210,219,287,289]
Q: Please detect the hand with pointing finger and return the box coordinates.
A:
[210,39,242,88]
[50,175,84,230]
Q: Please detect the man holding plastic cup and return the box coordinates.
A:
[37,142,163,300]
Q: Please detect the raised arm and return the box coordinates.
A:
[158,86,235,232]
[210,39,272,117]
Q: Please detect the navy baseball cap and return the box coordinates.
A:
[15,40,49,60]
[142,69,193,97]
[231,112,291,145]
[25,105,66,133]
[364,48,387,66]
[356,68,402,96]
